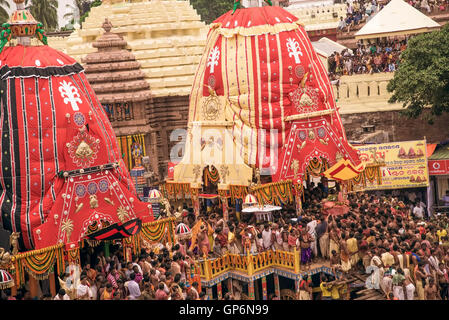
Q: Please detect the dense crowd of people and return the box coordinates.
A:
[337,0,448,34]
[1,178,449,300]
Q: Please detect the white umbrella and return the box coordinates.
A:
[242,205,282,213]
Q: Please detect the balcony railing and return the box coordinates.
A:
[198,249,301,281]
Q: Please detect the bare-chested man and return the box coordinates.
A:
[414,264,426,300]
[339,233,351,273]
[425,278,441,300]
[329,222,341,255]
[300,228,312,271]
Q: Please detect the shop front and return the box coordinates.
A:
[428,143,449,214]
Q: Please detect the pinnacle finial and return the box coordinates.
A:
[102,18,113,33]
[13,0,25,9]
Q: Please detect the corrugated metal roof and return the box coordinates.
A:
[429,145,449,160]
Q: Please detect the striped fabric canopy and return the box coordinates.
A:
[175,223,192,240]
[148,189,162,202]
[323,159,365,181]
[243,194,258,206]
[188,5,361,185]
[0,45,154,251]
[0,269,14,289]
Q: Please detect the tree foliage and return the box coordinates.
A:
[387,24,449,124]
[0,8,8,26]
[189,0,234,25]
[26,0,59,31]
[0,0,10,25]
[64,0,102,26]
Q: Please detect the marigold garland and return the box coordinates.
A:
[67,247,80,266]
[304,157,328,180]
[349,166,382,190]
[230,185,249,201]
[12,244,64,285]
[123,235,141,256]
[253,180,293,206]
[161,182,191,199]
[140,217,176,245]
[365,166,377,183]
[218,189,230,198]
[352,172,365,185]
[203,166,220,187]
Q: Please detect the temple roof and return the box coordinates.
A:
[82,18,151,104]
[48,0,208,98]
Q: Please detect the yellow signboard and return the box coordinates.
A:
[353,140,429,191]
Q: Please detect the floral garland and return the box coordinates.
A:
[365,166,379,183]
[218,189,230,198]
[167,219,175,244]
[230,185,249,201]
[352,172,365,185]
[293,182,303,197]
[304,157,328,180]
[140,217,176,245]
[203,166,220,187]
[348,166,382,190]
[12,244,64,285]
[161,182,191,199]
[252,180,293,206]
[123,235,141,257]
[376,167,382,185]
[190,187,200,197]
[67,247,80,266]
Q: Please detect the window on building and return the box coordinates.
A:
[103,102,134,122]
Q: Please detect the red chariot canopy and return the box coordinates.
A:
[190,6,361,186]
[0,45,154,250]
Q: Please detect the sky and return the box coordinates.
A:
[4,0,77,29]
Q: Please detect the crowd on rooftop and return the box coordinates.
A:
[337,0,448,34]
[328,38,408,80]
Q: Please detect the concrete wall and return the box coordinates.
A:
[333,73,449,144]
[341,110,449,144]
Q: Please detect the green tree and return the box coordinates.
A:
[387,24,449,124]
[64,0,102,26]
[25,0,58,31]
[189,0,234,25]
[0,0,10,25]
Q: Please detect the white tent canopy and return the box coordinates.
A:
[242,205,283,213]
[355,0,441,40]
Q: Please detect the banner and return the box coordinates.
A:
[167,162,176,180]
[428,160,449,175]
[354,140,429,191]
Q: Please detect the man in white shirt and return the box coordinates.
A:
[76,276,92,300]
[262,223,273,251]
[53,289,70,300]
[337,16,347,31]
[273,224,283,251]
[307,218,318,258]
[126,273,141,300]
[413,204,424,219]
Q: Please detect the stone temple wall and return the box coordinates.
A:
[341,110,449,144]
